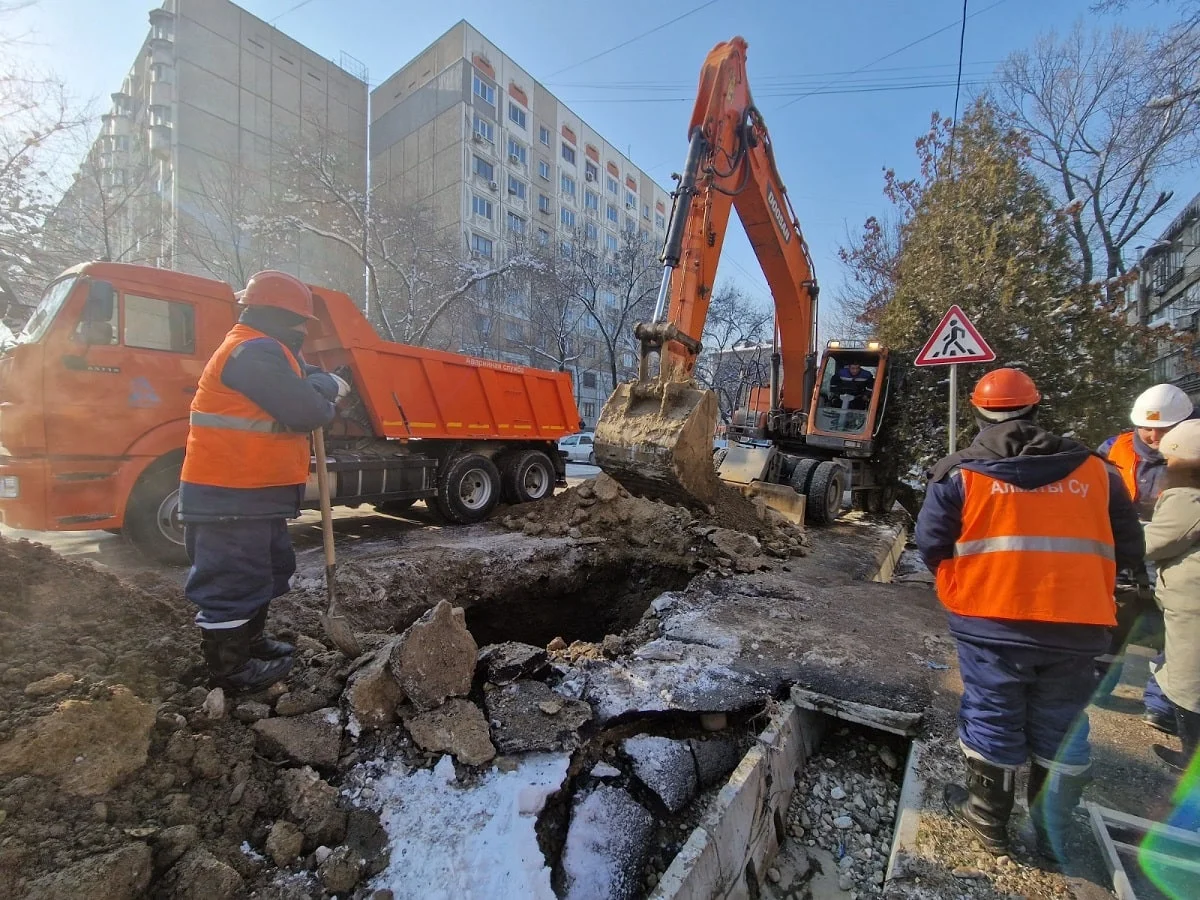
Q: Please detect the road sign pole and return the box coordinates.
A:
[948,363,958,454]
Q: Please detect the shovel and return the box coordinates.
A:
[312,427,362,658]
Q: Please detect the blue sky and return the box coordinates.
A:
[9,0,1190,333]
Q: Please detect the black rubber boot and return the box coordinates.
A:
[247,605,295,660]
[1154,707,1200,772]
[1028,762,1091,866]
[943,757,1015,854]
[200,623,293,694]
[1144,708,1178,735]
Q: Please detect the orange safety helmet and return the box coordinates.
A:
[971,368,1040,421]
[235,270,317,321]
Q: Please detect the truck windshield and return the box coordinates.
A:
[18,276,78,345]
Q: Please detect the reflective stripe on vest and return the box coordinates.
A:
[188,411,287,434]
[935,455,1117,626]
[180,324,312,490]
[1105,431,1138,504]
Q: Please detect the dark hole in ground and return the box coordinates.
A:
[464,559,692,648]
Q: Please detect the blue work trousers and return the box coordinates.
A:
[185,518,295,628]
[955,637,1096,773]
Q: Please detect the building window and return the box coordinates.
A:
[537,227,550,246]
[507,137,526,166]
[508,102,526,129]
[582,371,597,389]
[582,401,595,419]
[560,239,574,258]
[538,125,551,145]
[561,143,576,164]
[606,204,619,224]
[473,156,494,181]
[585,222,598,242]
[473,114,494,144]
[585,191,599,212]
[585,161,598,183]
[538,194,551,213]
[472,194,493,220]
[583,340,596,357]
[561,208,576,228]
[560,173,576,197]
[506,211,526,234]
[473,73,495,108]
[643,204,651,219]
[472,233,494,258]
[604,234,618,252]
[507,175,526,199]
[506,320,525,342]
[606,175,618,195]
[625,215,636,232]
[625,190,636,209]
[655,213,666,230]
[537,160,550,180]
[124,295,195,354]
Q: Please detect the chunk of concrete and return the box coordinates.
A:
[346,640,403,728]
[477,642,549,685]
[318,845,365,895]
[265,820,305,867]
[622,735,698,813]
[389,600,477,711]
[688,736,742,787]
[562,785,655,900]
[0,685,154,796]
[484,680,592,754]
[278,766,347,849]
[159,848,243,900]
[706,528,761,561]
[253,708,342,767]
[25,842,152,900]
[404,698,496,767]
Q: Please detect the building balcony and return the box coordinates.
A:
[148,80,172,108]
[148,38,174,67]
[148,124,172,159]
[110,91,133,117]
[102,113,131,137]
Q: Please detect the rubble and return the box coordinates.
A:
[477,641,550,684]
[345,640,404,727]
[252,708,343,767]
[158,848,244,900]
[24,841,152,900]
[404,698,497,766]
[317,844,366,894]
[561,785,656,900]
[389,600,477,710]
[484,680,593,754]
[622,735,698,813]
[265,821,305,867]
[278,766,348,849]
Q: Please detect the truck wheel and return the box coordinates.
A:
[435,453,501,524]
[869,484,899,514]
[124,462,189,565]
[789,458,819,494]
[713,448,728,472]
[500,449,555,504]
[806,461,845,525]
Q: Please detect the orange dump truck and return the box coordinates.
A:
[0,262,579,563]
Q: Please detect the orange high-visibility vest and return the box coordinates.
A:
[1105,431,1139,504]
[181,324,311,489]
[935,455,1117,626]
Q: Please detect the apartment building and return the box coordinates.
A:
[369,21,673,425]
[1134,193,1200,405]
[52,0,368,295]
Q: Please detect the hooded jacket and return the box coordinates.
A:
[916,420,1145,651]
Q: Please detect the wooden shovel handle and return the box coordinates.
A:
[312,427,336,570]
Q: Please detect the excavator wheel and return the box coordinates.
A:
[806,461,845,525]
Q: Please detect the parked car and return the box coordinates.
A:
[558,432,597,464]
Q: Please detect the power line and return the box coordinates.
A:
[545,0,722,79]
[949,0,970,166]
[772,0,1008,112]
[560,78,997,105]
[271,0,321,24]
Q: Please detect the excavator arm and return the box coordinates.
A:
[595,37,820,506]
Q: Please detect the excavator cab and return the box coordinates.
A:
[805,342,890,454]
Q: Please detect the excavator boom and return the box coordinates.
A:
[594,37,820,507]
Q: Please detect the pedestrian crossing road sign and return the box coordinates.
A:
[914,305,996,366]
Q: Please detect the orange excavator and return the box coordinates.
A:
[595,37,902,523]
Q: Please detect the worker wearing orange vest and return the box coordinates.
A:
[1098,384,1196,732]
[180,271,350,693]
[915,369,1144,862]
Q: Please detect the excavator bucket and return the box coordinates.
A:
[594,379,722,509]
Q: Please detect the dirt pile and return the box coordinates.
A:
[504,473,807,571]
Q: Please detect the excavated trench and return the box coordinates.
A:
[464,560,693,648]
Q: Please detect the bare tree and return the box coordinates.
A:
[998,23,1200,282]
[833,213,903,335]
[692,283,773,419]
[176,159,272,287]
[555,225,659,388]
[506,240,586,371]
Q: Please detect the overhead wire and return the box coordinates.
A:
[271,0,321,24]
[948,0,970,170]
[545,0,722,79]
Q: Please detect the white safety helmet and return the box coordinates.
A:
[1130,384,1194,429]
[1160,419,1200,463]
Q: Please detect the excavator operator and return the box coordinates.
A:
[830,362,875,412]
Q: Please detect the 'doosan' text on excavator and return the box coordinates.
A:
[594,37,902,524]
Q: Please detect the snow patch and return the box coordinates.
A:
[562,785,655,900]
[240,841,264,862]
[365,752,571,899]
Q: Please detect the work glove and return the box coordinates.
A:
[308,372,351,403]
[328,372,352,401]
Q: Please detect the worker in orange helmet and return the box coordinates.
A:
[180,271,351,694]
[915,368,1144,863]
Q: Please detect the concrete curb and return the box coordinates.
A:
[870,518,910,583]
[884,738,928,883]
[652,702,826,900]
